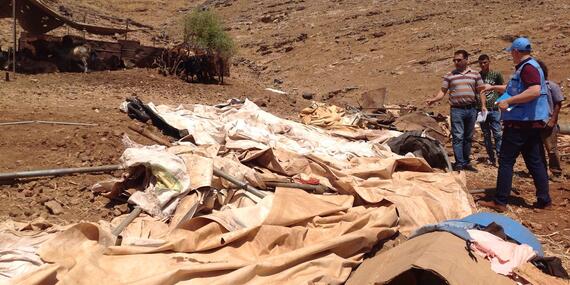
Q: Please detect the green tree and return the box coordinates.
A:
[183,9,236,58]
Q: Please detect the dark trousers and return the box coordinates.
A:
[495,127,551,205]
[450,107,477,167]
[480,110,502,163]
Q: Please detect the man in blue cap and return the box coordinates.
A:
[479,37,552,212]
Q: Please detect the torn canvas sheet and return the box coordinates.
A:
[468,229,537,276]
[148,100,379,160]
[0,220,63,283]
[126,100,474,232]
[121,145,191,218]
[346,231,515,285]
[13,189,398,285]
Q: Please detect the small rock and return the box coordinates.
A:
[283,46,294,52]
[113,209,122,216]
[372,31,386,38]
[529,221,543,231]
[44,200,64,215]
[302,92,315,100]
[273,78,283,84]
[112,130,123,137]
[23,189,34,197]
[253,98,267,107]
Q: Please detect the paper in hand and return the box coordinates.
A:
[476,110,488,123]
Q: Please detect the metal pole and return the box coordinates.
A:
[12,0,16,77]
[0,165,123,180]
[264,182,327,194]
[213,168,266,199]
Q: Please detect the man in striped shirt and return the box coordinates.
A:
[426,50,486,172]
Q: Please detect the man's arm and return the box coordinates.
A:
[547,82,565,128]
[497,85,541,110]
[547,103,562,128]
[482,84,507,94]
[426,88,447,106]
[480,91,488,112]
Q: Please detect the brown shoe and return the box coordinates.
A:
[478,200,507,212]
[532,201,553,210]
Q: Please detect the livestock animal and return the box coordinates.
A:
[180,53,228,84]
[68,45,91,73]
[181,55,204,82]
[0,49,8,70]
[58,35,91,73]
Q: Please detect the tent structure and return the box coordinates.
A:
[0,0,128,35]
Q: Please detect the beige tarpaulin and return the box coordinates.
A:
[13,189,399,284]
[7,100,476,283]
[142,100,474,233]
[346,231,516,285]
[0,0,128,35]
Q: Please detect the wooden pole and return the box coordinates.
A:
[12,0,16,77]
[83,13,87,39]
[125,19,129,41]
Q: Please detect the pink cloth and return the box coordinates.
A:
[467,229,536,276]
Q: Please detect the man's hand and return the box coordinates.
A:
[546,119,557,129]
[481,107,488,113]
[481,84,494,94]
[497,100,509,110]
[425,98,435,106]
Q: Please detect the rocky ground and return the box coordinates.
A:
[1,0,570,271]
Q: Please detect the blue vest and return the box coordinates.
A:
[502,58,549,121]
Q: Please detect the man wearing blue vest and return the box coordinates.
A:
[479,37,551,212]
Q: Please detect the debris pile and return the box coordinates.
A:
[1,100,567,284]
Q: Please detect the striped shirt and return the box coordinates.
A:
[442,68,485,107]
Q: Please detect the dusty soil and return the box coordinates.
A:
[1,0,570,271]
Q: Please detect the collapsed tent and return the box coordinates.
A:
[124,99,474,233]
[5,99,478,284]
[0,0,128,35]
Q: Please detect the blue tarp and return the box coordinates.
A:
[458,212,543,256]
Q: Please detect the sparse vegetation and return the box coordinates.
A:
[183,9,236,58]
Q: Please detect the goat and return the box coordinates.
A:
[70,45,91,73]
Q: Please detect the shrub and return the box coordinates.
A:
[183,9,236,58]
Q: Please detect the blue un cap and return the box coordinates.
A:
[505,37,532,52]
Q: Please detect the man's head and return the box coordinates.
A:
[478,54,490,73]
[506,37,532,64]
[453,50,469,70]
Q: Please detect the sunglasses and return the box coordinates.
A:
[452,59,464,63]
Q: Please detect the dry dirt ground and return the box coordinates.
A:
[1,0,570,271]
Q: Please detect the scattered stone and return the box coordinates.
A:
[253,98,267,107]
[44,200,64,215]
[528,221,543,231]
[113,209,122,216]
[302,92,315,100]
[284,46,294,52]
[372,31,386,38]
[274,78,283,84]
[548,222,559,231]
[23,189,34,197]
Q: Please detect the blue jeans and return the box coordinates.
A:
[495,127,551,205]
[450,107,477,167]
[480,110,502,163]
